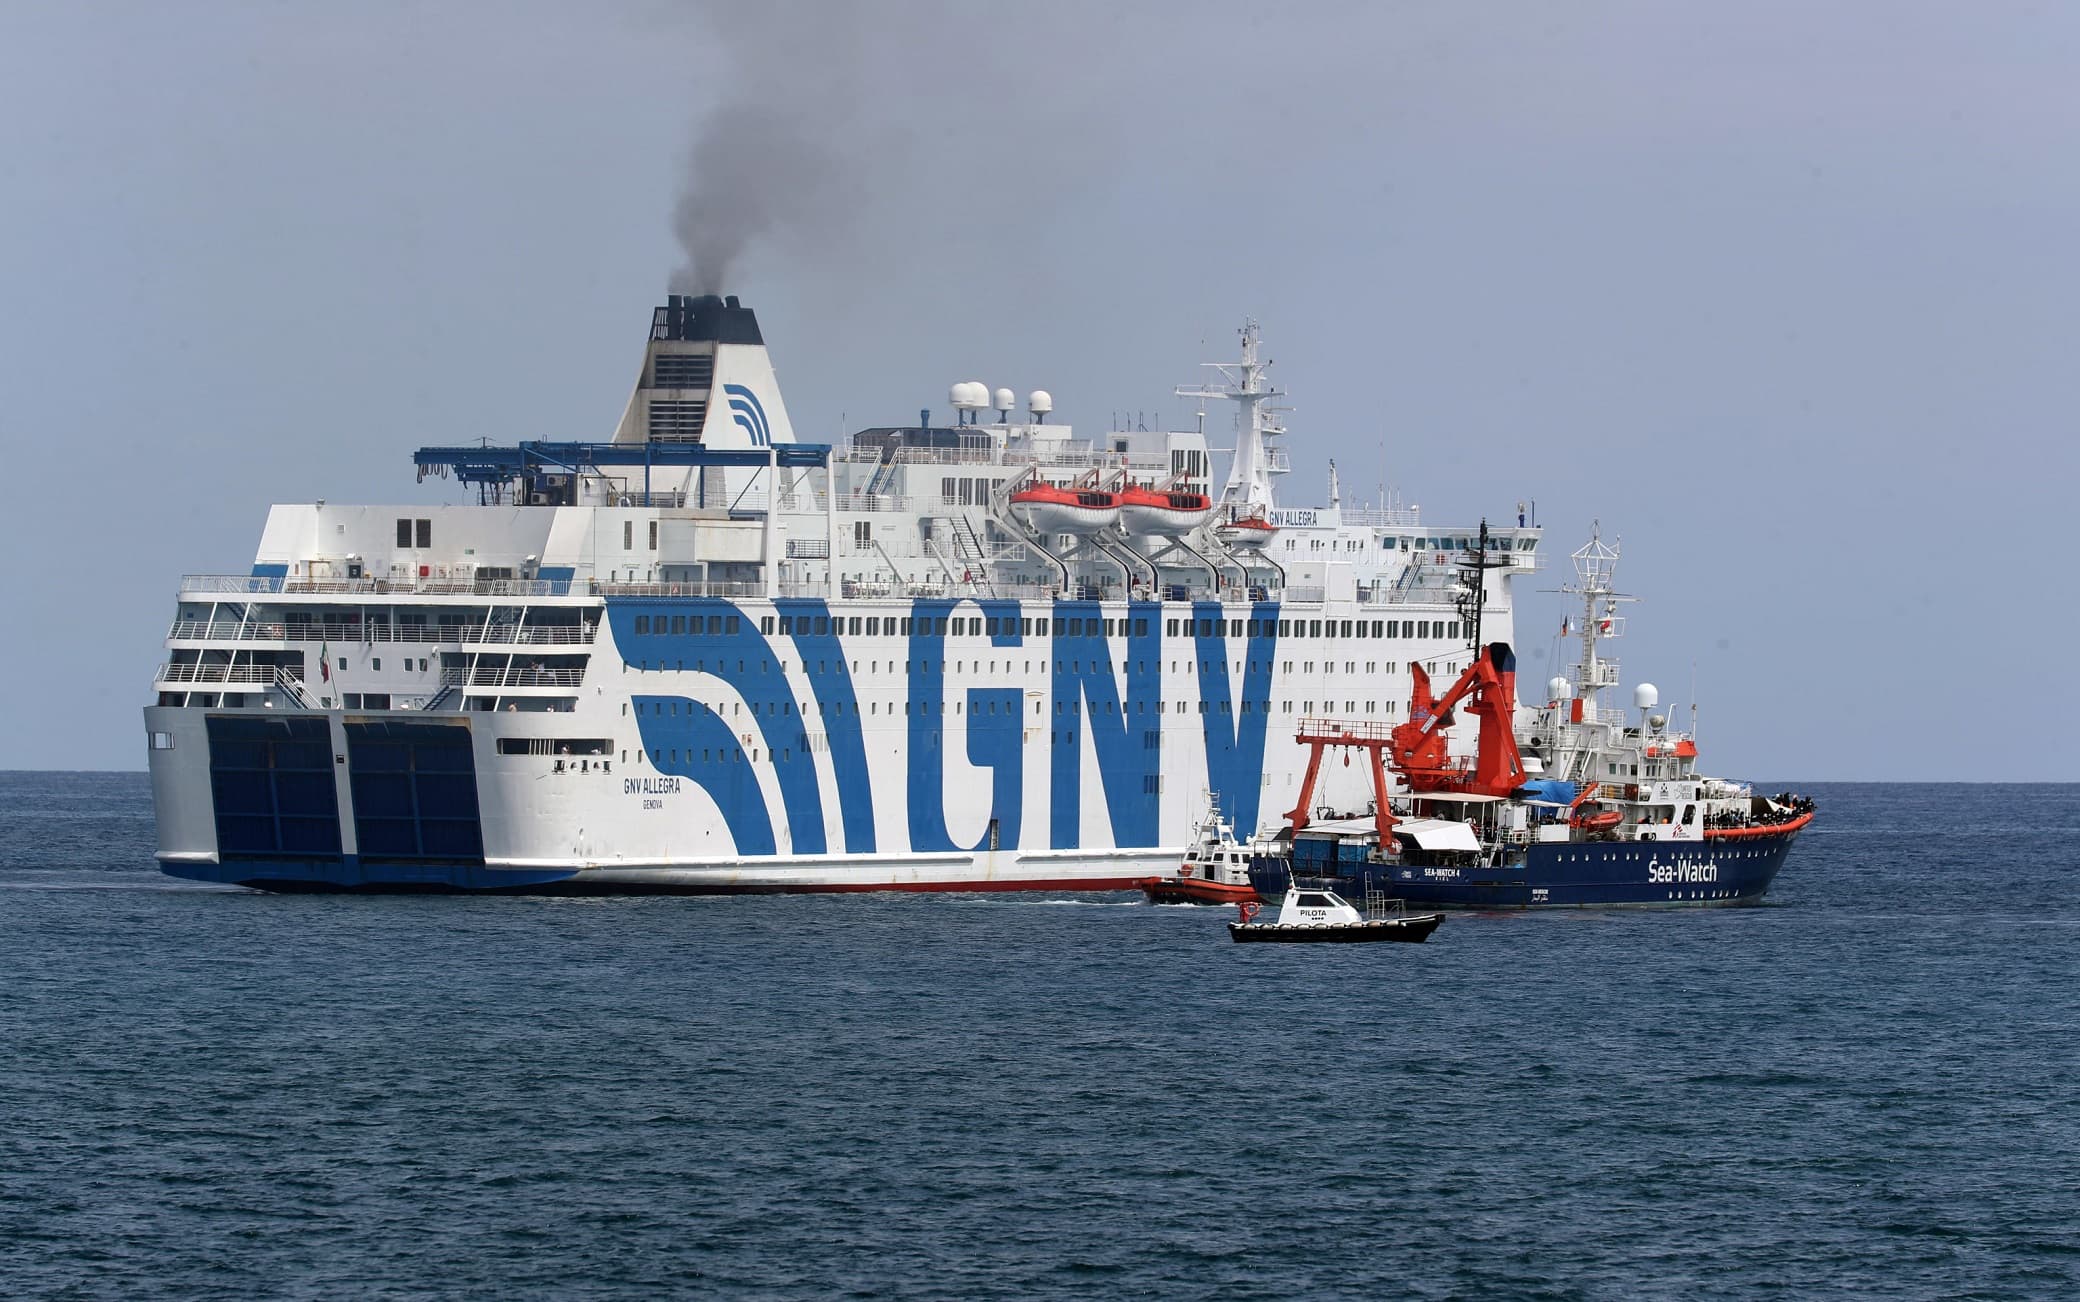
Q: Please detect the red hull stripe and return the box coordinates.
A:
[701,875,1151,895]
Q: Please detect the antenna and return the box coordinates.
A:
[1454,518,1510,654]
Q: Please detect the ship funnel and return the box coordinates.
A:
[614,294,796,448]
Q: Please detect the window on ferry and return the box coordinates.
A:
[396,518,412,548]
[648,521,659,550]
[761,616,774,635]
[371,658,381,671]
[623,521,634,551]
[779,616,794,634]
[415,519,431,548]
[853,521,871,547]
[1309,620,1321,637]
[934,618,947,635]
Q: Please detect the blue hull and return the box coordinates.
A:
[162,855,581,893]
[1249,829,1806,909]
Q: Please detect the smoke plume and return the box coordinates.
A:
[666,4,874,295]
[663,2,1154,298]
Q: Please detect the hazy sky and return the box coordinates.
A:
[3,1,2073,778]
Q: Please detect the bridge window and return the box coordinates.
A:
[415,519,431,548]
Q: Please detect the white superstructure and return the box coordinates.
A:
[144,295,1542,893]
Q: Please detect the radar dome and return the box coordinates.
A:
[1548,677,1574,701]
[1633,683,1660,710]
[952,381,990,410]
[1027,389,1054,415]
[993,387,1015,413]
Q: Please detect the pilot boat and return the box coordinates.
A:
[1227,885,1443,943]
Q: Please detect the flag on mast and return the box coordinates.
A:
[319,641,331,683]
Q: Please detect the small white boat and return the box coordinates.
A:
[1228,885,1443,944]
[1138,805,1260,906]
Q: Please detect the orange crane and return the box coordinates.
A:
[1284,643,1527,846]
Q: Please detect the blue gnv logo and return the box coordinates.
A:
[723,384,771,446]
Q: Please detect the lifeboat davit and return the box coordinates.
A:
[1009,482,1119,534]
[1214,514,1278,549]
[1116,485,1213,536]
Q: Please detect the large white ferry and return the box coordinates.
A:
[145,294,1543,893]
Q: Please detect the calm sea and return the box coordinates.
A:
[2,773,2075,1300]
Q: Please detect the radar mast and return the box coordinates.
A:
[1176,319,1289,511]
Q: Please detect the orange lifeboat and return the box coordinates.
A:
[1117,485,1213,536]
[1008,483,1120,534]
[1214,512,1278,549]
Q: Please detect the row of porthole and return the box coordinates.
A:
[1554,847,1771,862]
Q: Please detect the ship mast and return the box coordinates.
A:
[1560,523,1633,722]
[1454,519,1510,658]
[1176,319,1289,511]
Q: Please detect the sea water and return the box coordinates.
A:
[2,773,2075,1299]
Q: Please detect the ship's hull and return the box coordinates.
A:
[148,595,1505,895]
[158,852,1163,895]
[1249,828,1804,909]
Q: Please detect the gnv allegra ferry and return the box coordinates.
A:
[145,294,1543,893]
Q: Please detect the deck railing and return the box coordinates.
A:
[167,619,597,645]
[155,662,300,685]
[440,667,588,688]
[180,575,576,598]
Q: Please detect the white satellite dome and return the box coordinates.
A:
[951,381,990,410]
[992,387,1015,413]
[1633,683,1660,710]
[1027,389,1054,415]
[1549,676,1574,700]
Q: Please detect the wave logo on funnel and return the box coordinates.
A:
[723,384,771,447]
